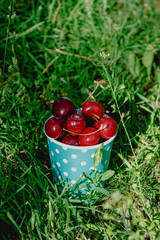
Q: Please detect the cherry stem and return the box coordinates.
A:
[92,113,100,121]
[63,125,103,136]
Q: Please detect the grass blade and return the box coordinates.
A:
[5,21,44,40]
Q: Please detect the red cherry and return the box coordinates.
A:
[82,100,104,121]
[52,97,76,118]
[62,135,79,146]
[92,121,99,129]
[45,117,65,139]
[78,127,100,146]
[66,113,86,135]
[98,116,118,140]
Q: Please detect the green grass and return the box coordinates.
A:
[0,0,160,239]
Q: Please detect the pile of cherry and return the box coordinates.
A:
[45,97,118,146]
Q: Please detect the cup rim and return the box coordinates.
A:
[44,115,117,150]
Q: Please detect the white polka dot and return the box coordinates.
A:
[81,149,87,152]
[52,164,55,168]
[63,159,68,164]
[71,167,77,172]
[56,162,60,167]
[107,146,110,151]
[58,175,62,179]
[56,149,60,154]
[71,154,77,159]
[81,161,86,166]
[51,151,54,156]
[91,153,95,158]
[80,174,85,179]
[89,166,95,171]
[71,180,76,184]
[62,146,68,150]
[63,172,68,176]
[50,139,54,143]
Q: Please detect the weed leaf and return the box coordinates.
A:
[100,170,115,181]
[142,44,154,76]
[128,52,140,77]
[95,187,110,196]
[83,172,93,183]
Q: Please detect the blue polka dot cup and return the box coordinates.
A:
[44,116,117,196]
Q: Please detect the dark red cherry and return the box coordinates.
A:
[78,127,100,146]
[82,100,104,121]
[92,121,99,129]
[62,135,79,146]
[45,117,65,139]
[52,97,76,118]
[66,113,86,135]
[98,116,118,140]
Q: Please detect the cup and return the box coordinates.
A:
[44,116,117,196]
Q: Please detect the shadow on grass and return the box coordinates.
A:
[0,219,20,240]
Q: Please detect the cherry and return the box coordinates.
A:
[62,135,79,146]
[52,97,76,118]
[92,121,99,129]
[45,117,65,139]
[46,97,118,146]
[82,100,104,121]
[66,113,86,135]
[98,116,118,140]
[78,127,100,146]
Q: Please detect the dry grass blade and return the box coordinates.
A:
[43,54,60,74]
[45,48,93,61]
[52,2,61,24]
